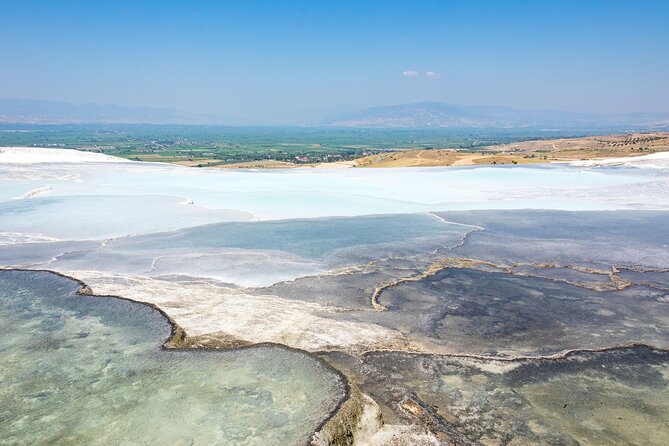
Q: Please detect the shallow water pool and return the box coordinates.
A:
[0,270,346,446]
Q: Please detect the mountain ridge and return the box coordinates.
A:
[2,98,668,130]
[0,98,230,125]
[322,101,669,130]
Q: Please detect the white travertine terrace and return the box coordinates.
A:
[71,271,415,353]
[567,151,669,169]
[0,146,131,163]
[2,148,669,445]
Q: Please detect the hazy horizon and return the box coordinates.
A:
[2,0,668,122]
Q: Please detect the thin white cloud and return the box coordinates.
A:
[426,71,440,78]
[402,70,419,77]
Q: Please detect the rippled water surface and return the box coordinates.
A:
[0,270,346,446]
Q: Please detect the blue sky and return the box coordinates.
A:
[1,0,668,122]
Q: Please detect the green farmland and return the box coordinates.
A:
[0,124,597,166]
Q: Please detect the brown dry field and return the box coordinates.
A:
[353,150,546,168]
[172,158,222,167]
[352,132,669,168]
[175,159,297,169]
[162,131,669,169]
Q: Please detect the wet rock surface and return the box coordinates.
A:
[321,347,669,445]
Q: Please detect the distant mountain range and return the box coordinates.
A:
[2,98,668,130]
[0,98,228,125]
[321,101,669,130]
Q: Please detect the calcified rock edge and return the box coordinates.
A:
[4,210,669,445]
[2,267,442,446]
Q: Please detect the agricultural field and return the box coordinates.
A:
[0,124,599,166]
